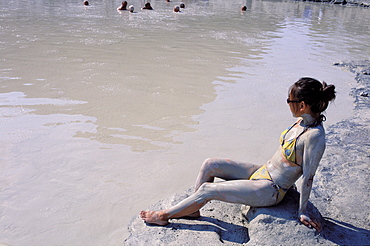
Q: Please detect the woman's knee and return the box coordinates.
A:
[200,158,220,174]
[196,182,217,202]
[202,157,215,167]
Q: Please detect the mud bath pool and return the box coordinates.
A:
[0,0,369,244]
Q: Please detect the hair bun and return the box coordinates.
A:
[322,81,336,102]
[291,77,336,114]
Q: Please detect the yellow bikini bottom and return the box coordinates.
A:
[249,165,287,204]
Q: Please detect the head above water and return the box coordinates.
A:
[83,1,89,6]
[289,77,336,114]
[142,2,153,9]
[118,1,128,10]
[180,3,185,8]
[174,5,180,12]
[128,5,134,12]
[241,6,247,11]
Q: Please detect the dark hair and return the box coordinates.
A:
[290,77,336,125]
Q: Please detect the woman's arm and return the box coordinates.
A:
[299,129,325,231]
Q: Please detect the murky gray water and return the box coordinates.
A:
[0,0,369,244]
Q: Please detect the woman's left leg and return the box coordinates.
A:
[185,158,261,218]
[194,158,262,191]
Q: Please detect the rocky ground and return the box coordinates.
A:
[124,60,370,245]
[299,0,370,8]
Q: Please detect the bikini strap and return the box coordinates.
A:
[293,126,310,166]
[281,120,300,145]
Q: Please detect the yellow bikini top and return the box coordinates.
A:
[280,121,309,165]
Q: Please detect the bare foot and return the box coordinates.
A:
[140,210,169,226]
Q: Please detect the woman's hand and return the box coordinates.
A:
[299,213,322,232]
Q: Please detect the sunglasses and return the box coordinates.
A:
[286,98,301,104]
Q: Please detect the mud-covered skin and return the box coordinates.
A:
[141,112,325,232]
[140,159,277,225]
[268,113,325,231]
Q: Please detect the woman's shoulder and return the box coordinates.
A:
[304,125,325,143]
[311,123,325,133]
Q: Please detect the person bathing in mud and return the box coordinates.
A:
[140,77,336,232]
[141,2,153,10]
[117,1,128,10]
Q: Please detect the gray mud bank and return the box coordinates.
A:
[124,60,370,245]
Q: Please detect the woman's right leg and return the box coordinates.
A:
[140,179,276,225]
[140,158,263,224]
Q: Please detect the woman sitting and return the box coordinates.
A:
[140,77,336,232]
